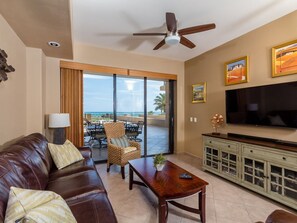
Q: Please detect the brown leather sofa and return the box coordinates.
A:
[0,133,117,223]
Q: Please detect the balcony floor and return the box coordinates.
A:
[85,125,169,162]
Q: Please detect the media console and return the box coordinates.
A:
[202,133,297,210]
[227,133,297,147]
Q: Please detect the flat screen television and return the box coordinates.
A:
[225,81,297,128]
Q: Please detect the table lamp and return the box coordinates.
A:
[48,113,70,144]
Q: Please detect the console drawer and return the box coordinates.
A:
[242,145,266,158]
[243,145,297,166]
[205,137,237,152]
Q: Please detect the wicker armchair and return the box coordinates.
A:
[103,122,141,179]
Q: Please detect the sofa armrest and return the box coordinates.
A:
[77,146,92,158]
[265,210,297,223]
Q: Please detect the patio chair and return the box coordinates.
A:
[104,122,141,179]
[125,123,139,141]
[94,123,107,148]
[136,121,144,142]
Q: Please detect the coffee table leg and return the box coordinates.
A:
[199,187,206,223]
[158,198,166,223]
[129,165,133,190]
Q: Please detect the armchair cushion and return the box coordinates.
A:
[110,135,129,148]
[48,140,84,170]
[123,147,137,154]
[4,187,76,223]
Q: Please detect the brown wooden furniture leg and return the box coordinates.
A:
[121,166,125,179]
[158,198,166,223]
[129,165,133,190]
[199,187,206,223]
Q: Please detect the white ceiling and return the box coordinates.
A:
[72,0,297,61]
[1,1,297,61]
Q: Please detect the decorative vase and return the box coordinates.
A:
[155,164,165,171]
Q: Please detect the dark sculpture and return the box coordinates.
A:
[0,49,15,82]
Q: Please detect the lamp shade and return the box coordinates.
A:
[48,113,70,128]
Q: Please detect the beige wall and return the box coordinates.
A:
[185,11,297,158]
[26,47,46,134]
[45,44,185,153]
[0,14,27,147]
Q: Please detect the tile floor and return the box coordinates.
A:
[96,154,297,223]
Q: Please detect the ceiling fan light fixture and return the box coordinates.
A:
[165,34,180,45]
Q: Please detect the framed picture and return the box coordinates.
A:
[192,82,206,103]
[272,39,297,77]
[225,56,248,85]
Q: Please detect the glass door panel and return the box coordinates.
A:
[146,80,170,155]
[243,157,266,190]
[221,151,237,177]
[116,77,145,155]
[83,73,113,162]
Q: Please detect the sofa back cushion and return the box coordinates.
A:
[14,133,53,172]
[0,133,52,222]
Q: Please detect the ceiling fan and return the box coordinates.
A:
[133,12,216,50]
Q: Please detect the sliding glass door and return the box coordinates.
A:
[116,77,145,155]
[83,74,113,162]
[146,80,171,155]
[83,73,174,162]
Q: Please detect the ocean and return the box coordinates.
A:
[84,111,161,118]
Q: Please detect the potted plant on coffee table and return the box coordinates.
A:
[153,153,166,171]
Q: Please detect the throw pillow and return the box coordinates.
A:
[4,187,77,223]
[48,140,84,169]
[110,135,129,148]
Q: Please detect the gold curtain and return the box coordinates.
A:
[60,68,84,147]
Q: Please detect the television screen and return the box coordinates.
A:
[226,81,297,128]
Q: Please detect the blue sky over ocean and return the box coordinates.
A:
[83,74,164,113]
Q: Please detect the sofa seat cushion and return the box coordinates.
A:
[46,170,106,200]
[67,193,117,223]
[49,158,95,180]
[5,187,76,223]
[48,140,84,169]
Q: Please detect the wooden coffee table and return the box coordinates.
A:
[129,157,209,223]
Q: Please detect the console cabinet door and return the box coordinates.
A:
[220,150,238,179]
[204,146,219,173]
[268,163,297,206]
[242,157,267,192]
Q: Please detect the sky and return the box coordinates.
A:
[83,74,165,113]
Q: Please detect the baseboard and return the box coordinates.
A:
[185,152,202,160]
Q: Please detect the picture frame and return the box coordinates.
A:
[272,39,297,77]
[192,82,206,103]
[225,56,248,86]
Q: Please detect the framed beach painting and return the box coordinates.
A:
[192,82,206,103]
[225,56,249,86]
[272,39,297,77]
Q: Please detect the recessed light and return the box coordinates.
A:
[48,41,61,47]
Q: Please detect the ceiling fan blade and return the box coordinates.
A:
[180,36,196,49]
[133,33,166,36]
[166,12,177,33]
[179,23,216,36]
[153,39,166,50]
